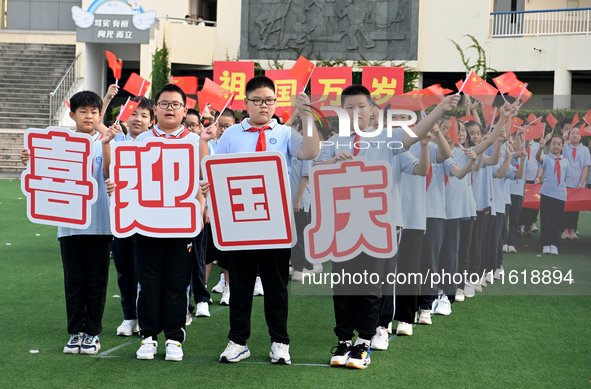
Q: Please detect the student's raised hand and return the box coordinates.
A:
[106,84,119,100]
[520,149,527,159]
[500,102,513,117]
[20,148,30,166]
[200,181,210,198]
[420,131,433,145]
[102,124,120,144]
[471,102,479,111]
[430,122,440,136]
[516,127,524,137]
[540,133,552,146]
[463,148,477,160]
[505,143,514,155]
[105,179,116,196]
[440,94,460,111]
[295,92,311,116]
[200,124,216,142]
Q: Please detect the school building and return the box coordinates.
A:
[0,0,590,134]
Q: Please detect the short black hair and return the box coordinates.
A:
[185,108,201,124]
[341,85,371,107]
[550,134,565,145]
[70,90,102,113]
[245,76,275,98]
[154,84,186,106]
[216,108,236,121]
[131,96,155,121]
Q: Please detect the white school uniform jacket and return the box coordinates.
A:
[58,132,111,238]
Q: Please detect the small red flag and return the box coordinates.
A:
[455,79,464,92]
[117,98,138,122]
[546,112,558,130]
[417,84,452,108]
[582,109,591,126]
[280,107,292,124]
[493,72,521,95]
[389,90,425,111]
[527,113,537,123]
[508,83,532,104]
[482,105,498,125]
[579,122,591,136]
[169,76,198,95]
[460,73,498,106]
[510,117,524,134]
[289,56,315,88]
[105,50,122,80]
[446,116,460,144]
[185,96,197,109]
[571,114,580,129]
[524,122,545,140]
[198,78,235,113]
[123,73,150,97]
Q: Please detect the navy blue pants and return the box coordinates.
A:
[439,219,460,301]
[112,236,138,320]
[418,218,445,310]
[540,194,565,247]
[507,195,523,246]
[394,229,423,324]
[457,217,474,289]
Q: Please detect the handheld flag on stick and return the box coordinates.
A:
[446,116,460,144]
[105,51,122,84]
[185,96,197,109]
[289,56,315,89]
[123,73,150,97]
[571,114,580,129]
[116,97,137,124]
[169,76,198,95]
[493,72,521,95]
[198,78,235,114]
[458,71,498,106]
[546,112,558,130]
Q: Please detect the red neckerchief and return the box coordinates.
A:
[426,165,433,191]
[152,127,191,139]
[246,126,271,152]
[554,156,561,186]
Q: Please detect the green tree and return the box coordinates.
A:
[151,38,171,99]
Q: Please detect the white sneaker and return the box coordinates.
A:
[502,244,508,253]
[494,266,504,280]
[117,319,139,336]
[434,295,452,315]
[370,326,389,350]
[455,288,465,302]
[387,321,392,334]
[464,283,476,297]
[63,332,85,354]
[291,271,303,282]
[212,273,226,293]
[220,284,230,305]
[253,276,264,296]
[165,340,183,361]
[473,280,483,293]
[269,342,291,364]
[485,271,493,284]
[137,337,158,360]
[196,302,210,317]
[561,230,570,239]
[396,322,413,336]
[220,340,250,363]
[185,312,193,326]
[80,335,101,355]
[508,245,517,253]
[480,276,488,288]
[531,222,538,232]
[550,245,558,255]
[542,246,551,254]
[310,263,323,273]
[418,309,432,325]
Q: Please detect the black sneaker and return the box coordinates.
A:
[347,343,371,369]
[330,341,352,366]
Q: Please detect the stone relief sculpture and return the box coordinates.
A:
[241,0,418,60]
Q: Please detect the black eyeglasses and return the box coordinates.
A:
[157,101,184,110]
[246,98,277,106]
[185,123,201,129]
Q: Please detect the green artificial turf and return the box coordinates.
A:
[1,178,590,388]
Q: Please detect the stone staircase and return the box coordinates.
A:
[0,43,76,131]
[0,130,25,178]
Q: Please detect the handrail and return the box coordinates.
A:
[491,7,591,15]
[161,15,216,26]
[48,53,82,126]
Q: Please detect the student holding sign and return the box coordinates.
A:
[201,76,319,365]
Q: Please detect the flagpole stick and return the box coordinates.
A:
[517,83,528,108]
[457,70,474,95]
[490,107,497,133]
[115,97,131,127]
[303,67,314,93]
[139,80,146,96]
[501,93,507,103]
[213,96,234,126]
[115,79,119,86]
[200,103,210,121]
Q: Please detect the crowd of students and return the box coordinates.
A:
[20,75,590,368]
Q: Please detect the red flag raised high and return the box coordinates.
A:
[198,78,235,113]
[571,114,580,129]
[546,112,558,130]
[117,98,138,122]
[123,73,150,97]
[169,76,198,95]
[289,56,315,88]
[493,72,521,95]
[105,50,122,80]
[459,72,498,106]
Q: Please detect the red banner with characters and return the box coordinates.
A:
[265,69,305,120]
[213,61,254,110]
[310,67,352,112]
[362,67,404,108]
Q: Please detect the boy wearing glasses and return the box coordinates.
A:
[201,76,319,364]
[133,84,204,362]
